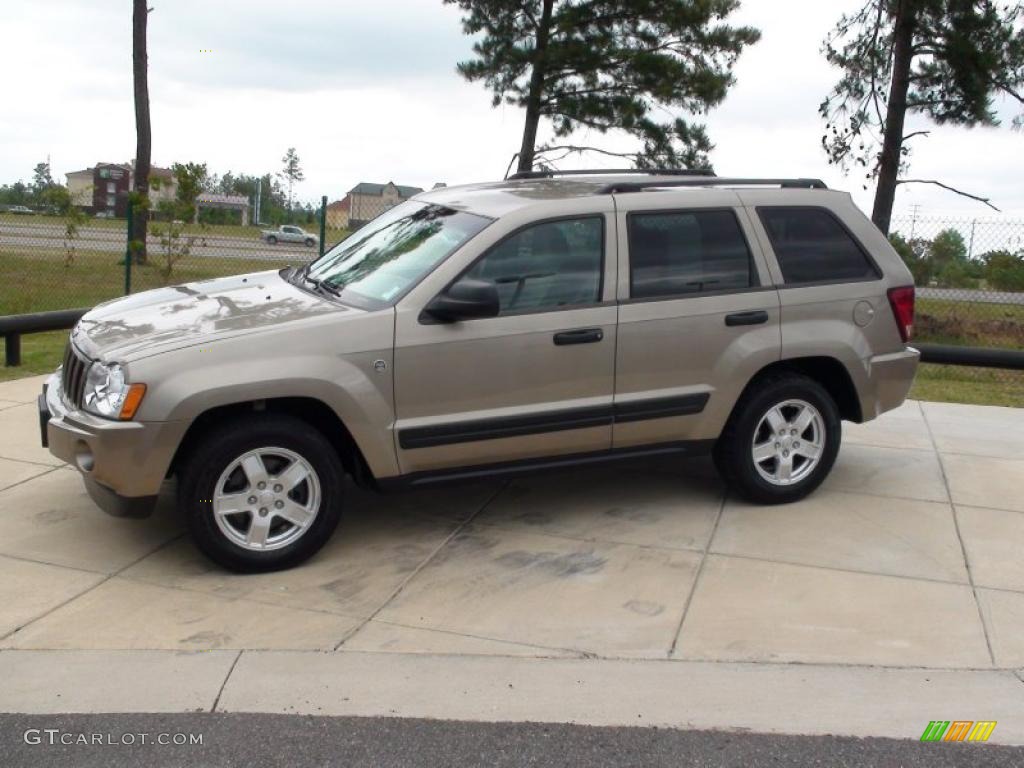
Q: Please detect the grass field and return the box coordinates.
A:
[0,249,293,315]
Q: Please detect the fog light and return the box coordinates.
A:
[75,441,94,472]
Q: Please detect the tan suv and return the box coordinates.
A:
[39,171,919,571]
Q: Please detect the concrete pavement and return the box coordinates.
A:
[1,373,1023,742]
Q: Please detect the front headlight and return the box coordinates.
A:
[82,362,146,420]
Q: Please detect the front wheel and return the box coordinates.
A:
[304,238,315,247]
[177,413,344,572]
[714,373,841,504]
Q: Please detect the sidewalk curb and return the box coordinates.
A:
[3,650,1022,744]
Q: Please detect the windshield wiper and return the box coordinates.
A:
[295,265,342,298]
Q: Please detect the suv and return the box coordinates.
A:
[39,171,918,572]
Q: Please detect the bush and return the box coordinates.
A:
[985,251,1024,292]
[890,233,934,286]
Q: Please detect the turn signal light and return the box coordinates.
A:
[118,384,147,421]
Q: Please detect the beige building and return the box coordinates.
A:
[347,181,423,227]
[325,197,351,229]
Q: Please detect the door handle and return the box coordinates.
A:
[724,310,769,327]
[553,328,604,346]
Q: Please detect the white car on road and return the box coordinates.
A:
[261,225,318,247]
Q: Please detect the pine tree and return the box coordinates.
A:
[820,0,1024,233]
[446,0,760,173]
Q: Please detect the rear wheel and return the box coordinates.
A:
[177,413,343,572]
[714,373,841,504]
[266,235,277,245]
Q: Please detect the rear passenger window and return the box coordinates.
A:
[463,217,603,315]
[758,207,878,284]
[628,210,754,299]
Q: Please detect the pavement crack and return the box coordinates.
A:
[333,481,510,651]
[920,402,997,668]
[667,489,726,659]
[211,650,243,713]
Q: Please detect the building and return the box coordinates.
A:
[65,162,176,218]
[347,181,423,228]
[324,197,350,229]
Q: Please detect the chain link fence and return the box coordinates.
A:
[889,215,1024,394]
[0,195,400,316]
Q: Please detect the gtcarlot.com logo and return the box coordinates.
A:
[24,729,203,747]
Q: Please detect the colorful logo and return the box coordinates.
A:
[920,721,997,742]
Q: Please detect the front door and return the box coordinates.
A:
[393,212,618,474]
[612,192,782,448]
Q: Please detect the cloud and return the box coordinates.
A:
[1,0,1021,219]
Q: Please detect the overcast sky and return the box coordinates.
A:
[4,0,1022,221]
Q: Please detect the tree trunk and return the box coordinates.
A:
[871,0,916,235]
[132,0,151,264]
[516,0,555,174]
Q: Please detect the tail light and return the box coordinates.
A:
[887,286,915,343]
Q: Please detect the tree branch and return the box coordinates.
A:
[901,130,930,141]
[895,179,1001,211]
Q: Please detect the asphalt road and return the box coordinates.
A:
[2,714,1019,768]
[0,221,317,262]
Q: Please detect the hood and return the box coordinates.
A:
[74,269,350,362]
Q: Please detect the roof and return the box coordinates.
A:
[326,197,350,211]
[196,193,249,208]
[415,174,843,219]
[66,163,173,178]
[348,181,424,198]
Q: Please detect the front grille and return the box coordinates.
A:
[61,342,91,408]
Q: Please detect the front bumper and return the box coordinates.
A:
[41,374,188,518]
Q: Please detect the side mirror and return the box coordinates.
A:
[423,278,500,323]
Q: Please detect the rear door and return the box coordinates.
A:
[612,191,781,448]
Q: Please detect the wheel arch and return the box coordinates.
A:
[741,356,863,423]
[168,397,378,489]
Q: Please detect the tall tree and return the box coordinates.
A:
[32,161,55,196]
[279,148,304,219]
[820,0,1024,234]
[171,161,209,220]
[132,0,152,263]
[445,0,760,173]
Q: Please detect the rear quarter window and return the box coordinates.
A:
[758,207,879,285]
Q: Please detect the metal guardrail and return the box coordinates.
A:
[0,308,88,367]
[916,343,1024,370]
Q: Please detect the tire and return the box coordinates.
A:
[177,413,344,572]
[266,235,277,245]
[713,373,841,504]
[304,238,315,247]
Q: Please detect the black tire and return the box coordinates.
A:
[177,413,344,572]
[266,235,277,245]
[304,238,315,247]
[713,373,841,504]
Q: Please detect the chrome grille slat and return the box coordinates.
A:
[61,342,91,408]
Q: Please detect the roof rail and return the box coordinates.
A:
[506,168,716,181]
[597,177,828,194]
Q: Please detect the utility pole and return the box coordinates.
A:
[909,204,921,240]
[968,219,977,260]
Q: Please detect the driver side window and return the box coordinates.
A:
[461,217,604,315]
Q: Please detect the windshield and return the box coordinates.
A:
[305,202,492,309]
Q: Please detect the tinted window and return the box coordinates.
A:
[628,210,754,299]
[758,207,877,284]
[462,217,603,314]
